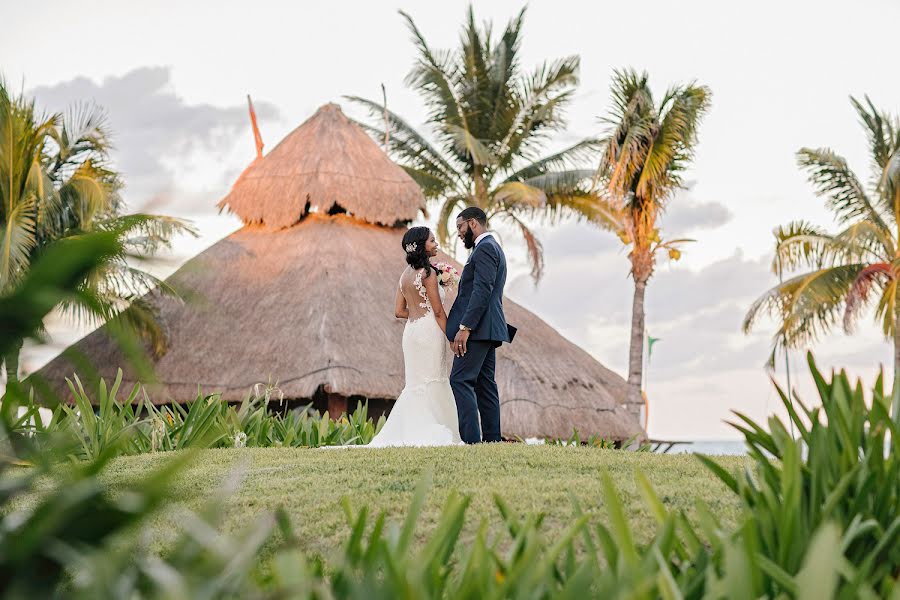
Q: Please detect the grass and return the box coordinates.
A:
[100,444,746,562]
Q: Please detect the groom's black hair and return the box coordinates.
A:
[457,206,487,226]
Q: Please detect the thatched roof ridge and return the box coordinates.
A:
[32,215,641,441]
[218,103,425,228]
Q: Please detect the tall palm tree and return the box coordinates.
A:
[593,69,711,417]
[744,96,900,422]
[347,6,603,280]
[0,81,193,384]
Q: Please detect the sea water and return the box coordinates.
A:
[656,440,746,455]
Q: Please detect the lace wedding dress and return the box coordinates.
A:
[366,268,462,447]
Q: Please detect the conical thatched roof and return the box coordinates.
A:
[217,103,425,228]
[31,102,643,441]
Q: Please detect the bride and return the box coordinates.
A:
[366,226,462,447]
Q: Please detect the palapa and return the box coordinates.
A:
[31,103,644,441]
[218,103,424,228]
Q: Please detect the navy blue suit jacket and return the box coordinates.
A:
[446,236,515,346]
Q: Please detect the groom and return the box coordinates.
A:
[446,207,516,444]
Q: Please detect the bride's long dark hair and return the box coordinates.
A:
[402,226,432,278]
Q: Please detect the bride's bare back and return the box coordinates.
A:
[397,266,447,330]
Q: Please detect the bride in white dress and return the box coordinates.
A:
[366,226,462,447]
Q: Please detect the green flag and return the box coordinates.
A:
[647,335,661,362]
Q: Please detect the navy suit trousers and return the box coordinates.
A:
[450,340,501,443]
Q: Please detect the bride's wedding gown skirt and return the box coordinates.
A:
[367,312,462,447]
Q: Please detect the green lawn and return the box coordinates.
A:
[102,444,747,561]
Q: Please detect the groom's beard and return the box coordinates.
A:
[462,227,475,249]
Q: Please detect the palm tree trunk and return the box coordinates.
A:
[3,339,22,387]
[473,167,488,208]
[627,276,648,425]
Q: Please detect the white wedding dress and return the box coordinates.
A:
[366,268,462,447]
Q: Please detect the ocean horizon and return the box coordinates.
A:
[656,440,747,455]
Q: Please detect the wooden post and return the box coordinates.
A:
[247,95,264,160]
[327,393,348,418]
[381,83,390,150]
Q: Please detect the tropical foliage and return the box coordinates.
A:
[3,232,899,598]
[0,80,193,384]
[8,356,898,598]
[348,6,601,279]
[743,96,900,420]
[593,68,711,414]
[13,372,387,461]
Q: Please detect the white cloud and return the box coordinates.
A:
[29,66,281,216]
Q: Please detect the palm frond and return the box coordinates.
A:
[600,68,653,131]
[344,95,465,196]
[844,262,892,333]
[772,221,833,275]
[797,147,889,231]
[49,101,112,175]
[504,88,578,168]
[637,84,711,200]
[399,10,470,152]
[444,123,496,166]
[435,196,468,248]
[873,275,899,339]
[884,146,900,220]
[520,169,595,194]
[114,296,168,356]
[850,95,897,173]
[743,264,864,350]
[493,182,546,210]
[101,214,197,256]
[497,56,580,165]
[830,219,894,263]
[0,200,36,289]
[503,140,600,183]
[501,211,544,281]
[485,7,526,142]
[543,191,624,232]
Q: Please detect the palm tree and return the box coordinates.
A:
[0,81,193,384]
[347,6,602,280]
[744,96,900,422]
[593,69,711,417]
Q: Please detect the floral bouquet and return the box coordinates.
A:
[431,261,460,288]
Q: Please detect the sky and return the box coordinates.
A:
[4,0,900,439]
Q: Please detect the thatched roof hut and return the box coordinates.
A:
[32,103,643,441]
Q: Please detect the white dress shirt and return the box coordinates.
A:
[474,231,495,246]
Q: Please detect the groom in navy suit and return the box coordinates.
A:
[446,207,516,444]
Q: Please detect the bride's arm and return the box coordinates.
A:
[394,286,409,319]
[423,270,448,334]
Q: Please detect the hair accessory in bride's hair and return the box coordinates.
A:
[405,242,418,253]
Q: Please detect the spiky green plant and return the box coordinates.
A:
[698,351,900,597]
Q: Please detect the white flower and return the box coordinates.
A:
[234,431,247,448]
[440,272,450,282]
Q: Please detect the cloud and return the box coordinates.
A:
[646,249,771,321]
[29,66,280,215]
[663,196,733,236]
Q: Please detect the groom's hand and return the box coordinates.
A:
[453,330,470,357]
